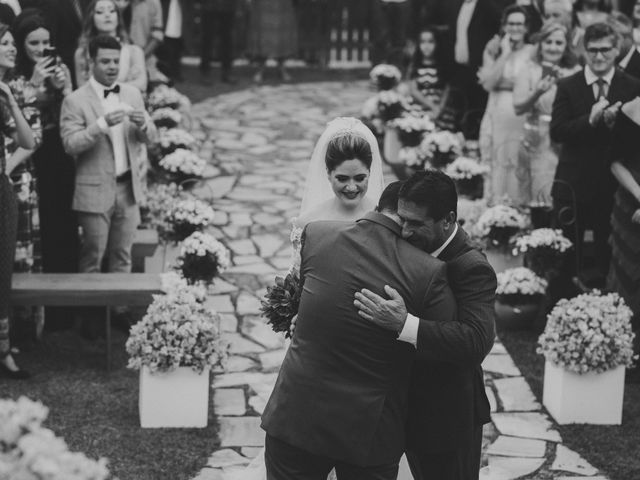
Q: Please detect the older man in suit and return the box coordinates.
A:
[262,197,457,479]
[60,34,157,277]
[550,22,640,288]
[355,170,496,480]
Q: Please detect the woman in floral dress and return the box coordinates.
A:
[0,22,37,379]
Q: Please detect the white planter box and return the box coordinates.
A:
[542,361,625,425]
[139,366,210,428]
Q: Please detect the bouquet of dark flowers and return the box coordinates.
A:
[260,271,302,339]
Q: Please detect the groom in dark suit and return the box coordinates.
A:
[261,197,458,479]
[355,170,496,480]
[550,22,640,287]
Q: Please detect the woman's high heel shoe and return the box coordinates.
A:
[0,361,31,380]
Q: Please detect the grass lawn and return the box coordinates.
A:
[499,328,640,480]
[1,327,220,480]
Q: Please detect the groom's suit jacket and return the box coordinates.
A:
[261,212,457,467]
[407,226,496,455]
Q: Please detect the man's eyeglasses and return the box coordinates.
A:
[585,46,615,56]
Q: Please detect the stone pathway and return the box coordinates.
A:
[163,81,610,480]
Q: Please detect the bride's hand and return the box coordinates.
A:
[289,314,298,337]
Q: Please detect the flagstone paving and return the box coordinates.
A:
[174,81,610,480]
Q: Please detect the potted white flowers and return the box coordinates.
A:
[421,130,463,169]
[369,63,402,91]
[444,156,490,199]
[0,396,110,478]
[474,204,528,272]
[538,291,636,424]
[158,148,206,184]
[164,198,215,243]
[151,107,183,129]
[390,114,435,147]
[177,231,230,286]
[495,267,547,330]
[126,282,227,428]
[147,84,190,112]
[513,228,573,279]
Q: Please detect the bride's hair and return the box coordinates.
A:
[325,134,373,172]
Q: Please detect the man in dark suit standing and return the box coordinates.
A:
[550,22,640,288]
[262,202,457,479]
[355,170,496,480]
[612,12,640,80]
[199,0,236,82]
[431,0,502,138]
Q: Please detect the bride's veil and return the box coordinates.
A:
[299,117,385,217]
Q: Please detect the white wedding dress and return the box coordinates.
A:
[236,118,412,480]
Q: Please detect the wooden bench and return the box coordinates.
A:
[11,273,164,372]
[131,228,160,273]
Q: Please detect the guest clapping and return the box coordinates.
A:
[478,5,532,205]
[75,0,147,91]
[513,21,579,205]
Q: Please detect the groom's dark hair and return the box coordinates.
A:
[376,181,403,213]
[399,170,457,221]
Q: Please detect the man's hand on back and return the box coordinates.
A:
[354,286,408,334]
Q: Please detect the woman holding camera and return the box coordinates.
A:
[513,21,579,205]
[9,11,78,330]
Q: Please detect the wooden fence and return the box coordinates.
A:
[183,0,375,67]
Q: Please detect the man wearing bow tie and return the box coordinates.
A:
[60,34,157,279]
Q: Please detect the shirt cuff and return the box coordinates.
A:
[96,116,109,133]
[397,313,419,348]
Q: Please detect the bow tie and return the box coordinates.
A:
[104,85,120,98]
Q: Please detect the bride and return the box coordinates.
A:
[289,116,386,271]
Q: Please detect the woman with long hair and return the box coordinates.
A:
[9,11,79,331]
[74,0,147,91]
[513,20,580,205]
[478,5,533,205]
[0,22,37,378]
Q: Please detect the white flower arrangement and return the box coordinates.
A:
[157,128,196,155]
[139,182,187,233]
[398,146,428,168]
[146,84,190,112]
[159,148,206,177]
[126,289,227,374]
[376,90,408,122]
[165,198,215,243]
[0,396,110,480]
[369,64,402,90]
[445,156,490,180]
[421,131,463,168]
[178,231,230,285]
[160,271,207,302]
[474,204,528,247]
[151,107,183,128]
[496,267,548,299]
[514,228,573,277]
[537,291,637,374]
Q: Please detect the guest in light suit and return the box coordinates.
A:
[60,34,157,276]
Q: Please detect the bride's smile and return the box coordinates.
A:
[328,158,370,206]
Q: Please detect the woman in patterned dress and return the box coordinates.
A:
[0,22,38,379]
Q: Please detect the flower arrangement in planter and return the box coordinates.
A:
[421,130,463,169]
[126,283,228,428]
[537,291,636,424]
[369,63,402,91]
[390,114,435,147]
[495,266,547,330]
[513,228,573,278]
[164,198,215,243]
[528,200,554,229]
[147,84,190,112]
[155,128,196,157]
[177,231,230,285]
[377,90,407,122]
[139,182,188,233]
[151,107,183,129]
[475,204,528,248]
[398,145,429,170]
[0,396,110,479]
[261,270,302,339]
[444,156,490,199]
[158,148,206,183]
